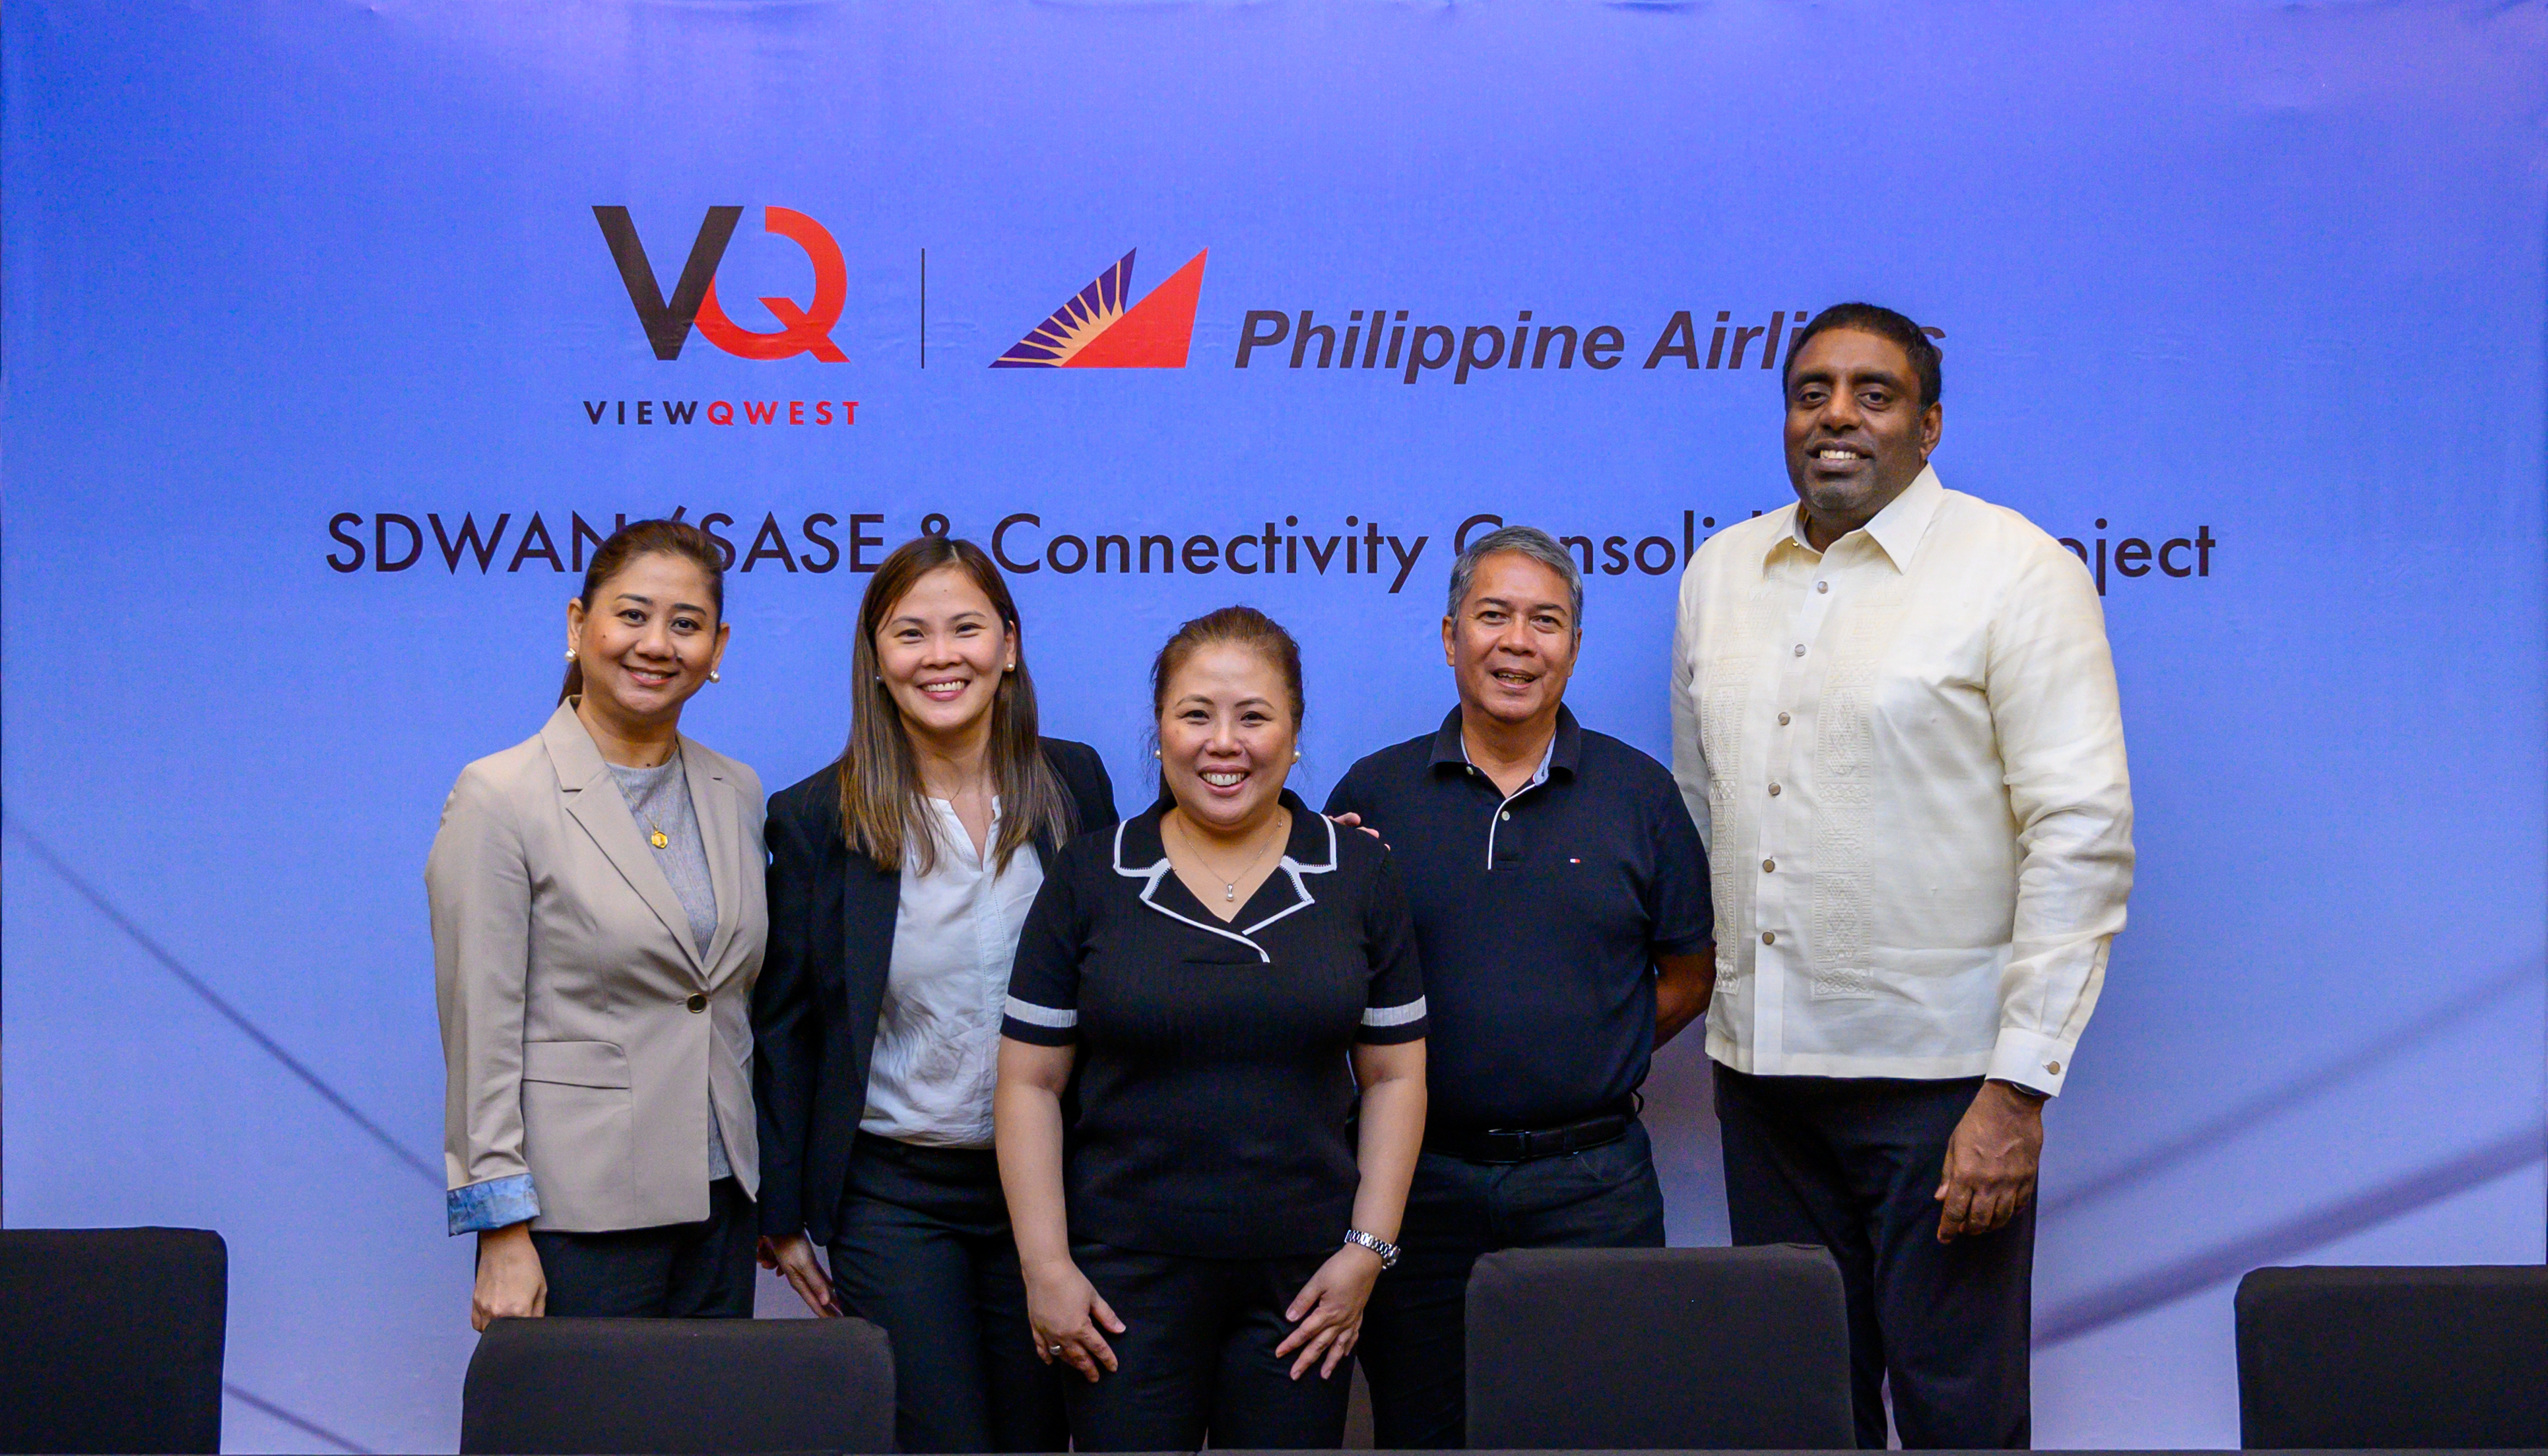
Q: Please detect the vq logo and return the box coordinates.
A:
[593,206,848,362]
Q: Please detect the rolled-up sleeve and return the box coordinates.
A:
[428,767,542,1234]
[1984,544,2134,1096]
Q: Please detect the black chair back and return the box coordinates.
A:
[461,1315,896,1454]
[2237,1264,2548,1448]
[0,1227,228,1455]
[1464,1244,1854,1449]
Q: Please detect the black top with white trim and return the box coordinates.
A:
[1002,789,1427,1259]
[1324,706,1713,1131]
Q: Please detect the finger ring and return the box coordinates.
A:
[1050,1344,1064,1354]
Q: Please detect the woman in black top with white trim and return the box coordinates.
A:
[996,606,1429,1453]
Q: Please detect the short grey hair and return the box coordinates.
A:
[1445,525,1584,631]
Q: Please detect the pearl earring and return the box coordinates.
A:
[709,670,721,683]
[564,648,577,661]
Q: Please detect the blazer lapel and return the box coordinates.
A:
[685,736,744,983]
[839,850,900,1088]
[545,703,707,979]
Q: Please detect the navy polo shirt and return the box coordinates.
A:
[1324,706,1713,1131]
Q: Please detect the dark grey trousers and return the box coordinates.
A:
[1713,1064,2036,1450]
[1358,1120,1668,1449]
[826,1133,1066,1454]
[1064,1241,1349,1452]
[529,1176,757,1319]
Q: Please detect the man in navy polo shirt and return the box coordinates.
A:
[1325,524,1716,1450]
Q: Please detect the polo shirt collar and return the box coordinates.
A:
[1424,704,1582,782]
[1767,463,1946,573]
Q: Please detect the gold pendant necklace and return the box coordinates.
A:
[636,754,674,848]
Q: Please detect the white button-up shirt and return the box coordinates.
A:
[862,799,1045,1147]
[1671,467,2132,1095]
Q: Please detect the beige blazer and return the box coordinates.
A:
[430,702,768,1232]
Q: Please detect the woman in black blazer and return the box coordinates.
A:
[754,535,1117,1454]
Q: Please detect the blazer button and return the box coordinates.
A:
[686,993,707,1013]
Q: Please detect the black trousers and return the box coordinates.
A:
[529,1177,757,1318]
[1713,1065,2035,1450]
[1359,1119,1667,1449]
[1065,1241,1350,1452]
[826,1133,1066,1454]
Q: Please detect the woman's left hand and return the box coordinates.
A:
[1275,1242,1384,1380]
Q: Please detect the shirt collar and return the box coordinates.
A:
[1426,704,1581,781]
[1111,787,1336,960]
[1771,464,1947,573]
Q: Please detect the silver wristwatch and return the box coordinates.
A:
[1344,1228,1400,1269]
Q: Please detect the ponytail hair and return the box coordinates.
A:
[559,519,727,703]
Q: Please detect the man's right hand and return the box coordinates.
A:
[759,1234,841,1316]
[1327,811,1385,844]
[473,1222,546,1330]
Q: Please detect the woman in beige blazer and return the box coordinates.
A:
[430,519,769,1327]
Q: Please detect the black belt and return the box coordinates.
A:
[1424,1101,1635,1165]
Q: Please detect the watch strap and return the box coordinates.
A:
[1344,1228,1400,1269]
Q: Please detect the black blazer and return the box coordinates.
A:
[752,738,1118,1242]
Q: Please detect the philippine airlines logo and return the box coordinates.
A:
[594,206,848,362]
[993,249,1208,367]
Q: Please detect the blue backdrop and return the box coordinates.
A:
[5,1,2543,1449]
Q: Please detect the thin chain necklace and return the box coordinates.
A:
[1167,811,1286,903]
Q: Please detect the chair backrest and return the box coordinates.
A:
[0,1227,228,1455]
[461,1315,896,1455]
[1464,1244,1854,1450]
[2237,1264,2548,1449]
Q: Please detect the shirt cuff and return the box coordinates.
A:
[1356,997,1428,1046]
[447,1174,540,1236]
[1987,1028,2075,1098]
[1001,996,1079,1047]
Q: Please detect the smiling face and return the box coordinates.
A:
[1444,550,1579,731]
[1783,327,1944,544]
[566,551,727,732]
[1157,642,1299,837]
[875,563,1016,752]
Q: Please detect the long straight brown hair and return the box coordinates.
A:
[837,535,1074,873]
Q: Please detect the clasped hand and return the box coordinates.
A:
[1024,1242,1383,1385]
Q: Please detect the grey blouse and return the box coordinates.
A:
[608,755,733,1183]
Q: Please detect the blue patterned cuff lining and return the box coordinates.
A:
[447,1175,541,1236]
